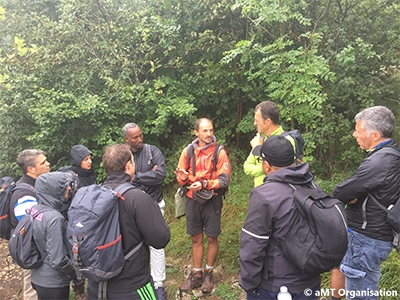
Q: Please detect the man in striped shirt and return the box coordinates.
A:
[10,149,50,300]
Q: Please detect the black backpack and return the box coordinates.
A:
[273,182,348,275]
[281,129,304,164]
[0,177,34,240]
[8,208,48,269]
[67,183,143,285]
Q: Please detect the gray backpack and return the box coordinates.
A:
[67,183,143,285]
[8,208,49,269]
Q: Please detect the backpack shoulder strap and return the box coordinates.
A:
[114,182,135,197]
[185,144,195,176]
[210,144,223,179]
[124,240,144,260]
[361,193,385,230]
[113,183,144,264]
[368,193,389,211]
[13,182,34,192]
[144,144,153,164]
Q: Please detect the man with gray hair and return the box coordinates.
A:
[122,123,168,300]
[329,106,400,300]
[10,149,51,300]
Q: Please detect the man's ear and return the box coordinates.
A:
[26,165,35,175]
[371,130,382,142]
[125,160,133,173]
[262,160,271,175]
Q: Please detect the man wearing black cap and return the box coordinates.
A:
[239,135,320,299]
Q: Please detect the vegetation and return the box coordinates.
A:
[1,0,399,298]
[0,0,399,179]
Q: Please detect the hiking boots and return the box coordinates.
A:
[179,270,203,292]
[201,269,214,293]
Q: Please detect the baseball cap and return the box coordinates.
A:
[252,135,294,167]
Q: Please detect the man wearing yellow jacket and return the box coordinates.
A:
[244,101,294,187]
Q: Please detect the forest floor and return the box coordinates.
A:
[0,238,245,300]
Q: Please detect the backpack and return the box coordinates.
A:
[361,147,400,251]
[0,178,34,240]
[272,182,348,275]
[185,143,228,196]
[67,183,143,284]
[8,208,48,269]
[281,129,304,164]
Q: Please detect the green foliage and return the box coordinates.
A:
[214,282,242,299]
[0,0,399,297]
[0,0,399,180]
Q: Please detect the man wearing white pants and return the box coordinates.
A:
[123,123,168,300]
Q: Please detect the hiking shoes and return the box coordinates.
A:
[201,269,214,293]
[154,286,168,300]
[179,270,203,292]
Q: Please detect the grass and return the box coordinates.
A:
[163,160,400,299]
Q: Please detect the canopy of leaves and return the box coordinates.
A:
[0,0,399,181]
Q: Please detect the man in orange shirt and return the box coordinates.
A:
[175,118,230,294]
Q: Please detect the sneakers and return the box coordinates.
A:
[201,269,214,293]
[179,270,203,292]
[154,286,168,300]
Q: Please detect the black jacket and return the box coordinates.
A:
[333,141,400,241]
[240,163,320,294]
[88,172,170,294]
[131,144,166,203]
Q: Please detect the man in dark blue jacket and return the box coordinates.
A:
[123,123,168,300]
[330,106,400,300]
[240,136,320,299]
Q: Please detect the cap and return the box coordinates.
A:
[252,135,294,167]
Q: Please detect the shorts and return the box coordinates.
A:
[185,194,222,237]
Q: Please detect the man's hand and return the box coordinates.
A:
[189,181,202,191]
[250,133,263,148]
[174,168,188,181]
[152,165,157,171]
[348,198,358,205]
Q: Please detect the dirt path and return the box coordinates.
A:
[0,239,244,300]
[0,239,22,300]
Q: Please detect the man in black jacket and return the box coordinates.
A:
[329,106,400,300]
[87,143,170,300]
[123,122,168,300]
[10,149,51,300]
[240,136,320,299]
